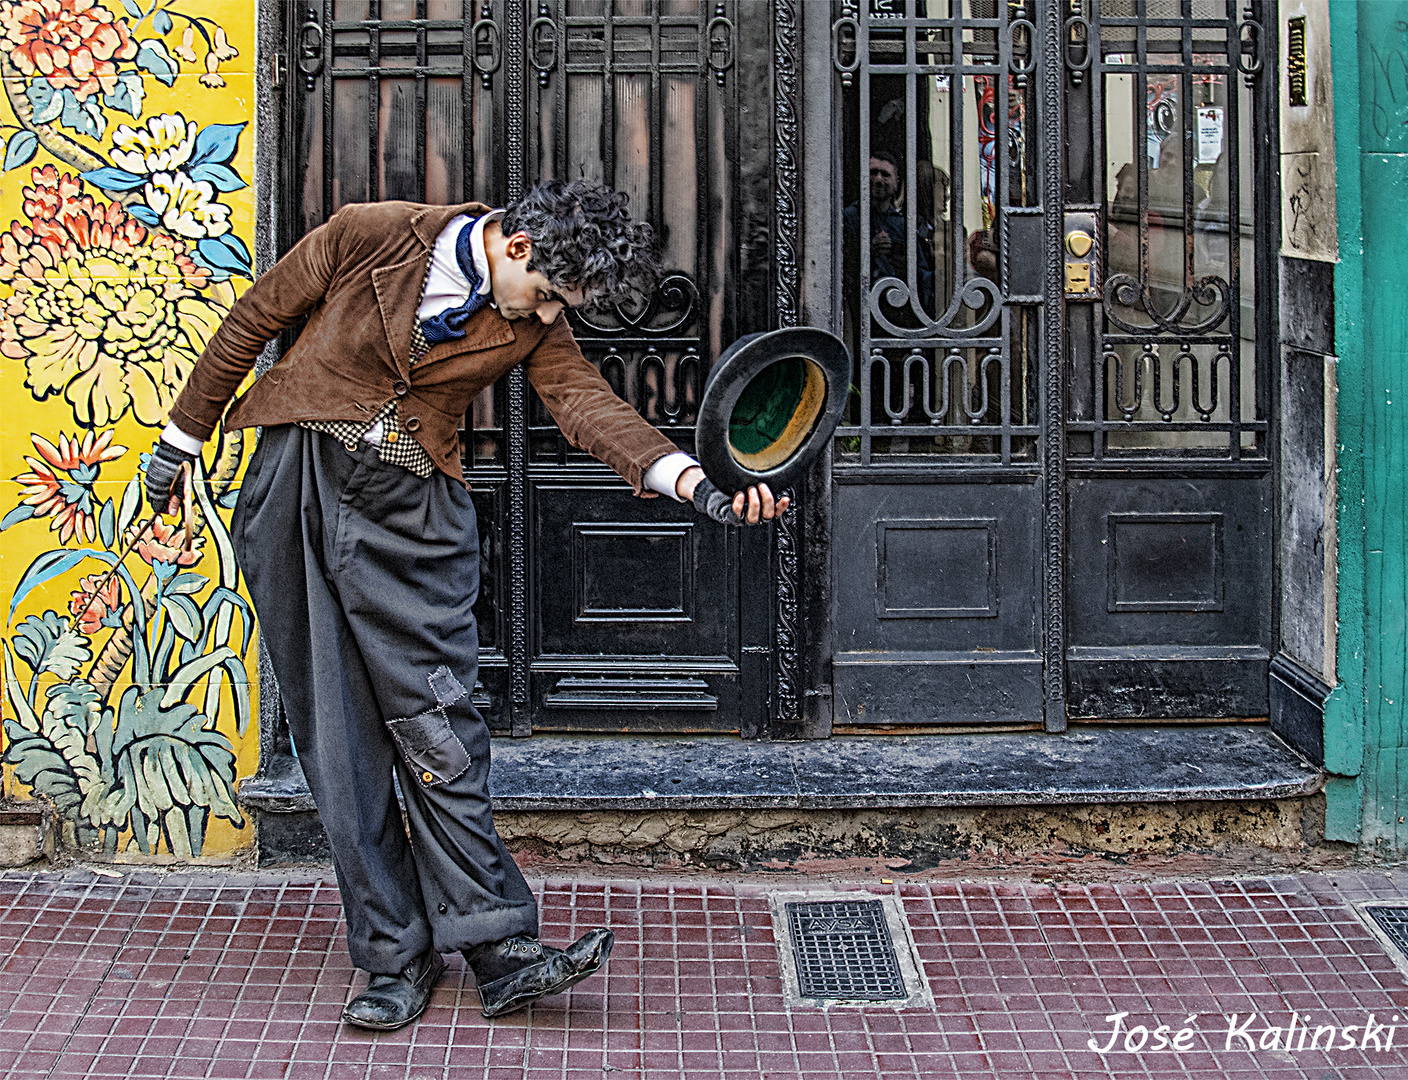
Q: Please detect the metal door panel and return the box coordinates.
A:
[831,475,1042,726]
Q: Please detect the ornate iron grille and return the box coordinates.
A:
[524,0,740,464]
[1068,0,1265,460]
[835,0,1040,467]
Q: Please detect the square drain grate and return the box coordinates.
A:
[1367,906,1408,959]
[784,899,907,1001]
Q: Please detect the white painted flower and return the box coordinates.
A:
[111,114,198,175]
[142,172,231,239]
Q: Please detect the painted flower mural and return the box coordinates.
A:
[0,166,232,427]
[0,2,255,860]
[3,428,127,543]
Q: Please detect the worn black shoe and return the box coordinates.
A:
[465,929,614,1018]
[342,949,446,1030]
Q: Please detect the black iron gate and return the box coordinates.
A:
[278,0,783,736]
[273,0,1276,739]
[831,0,1274,729]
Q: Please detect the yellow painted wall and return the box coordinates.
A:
[0,0,258,860]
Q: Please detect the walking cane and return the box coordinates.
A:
[72,461,196,627]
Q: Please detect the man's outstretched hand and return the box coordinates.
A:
[678,467,789,525]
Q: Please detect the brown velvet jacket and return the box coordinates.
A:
[168,200,678,491]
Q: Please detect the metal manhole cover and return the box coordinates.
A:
[784,899,907,1000]
[1367,906,1408,959]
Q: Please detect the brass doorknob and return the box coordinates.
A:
[1065,230,1094,258]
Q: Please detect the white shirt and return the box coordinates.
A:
[163,213,699,501]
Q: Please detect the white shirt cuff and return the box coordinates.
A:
[160,422,204,455]
[643,452,699,502]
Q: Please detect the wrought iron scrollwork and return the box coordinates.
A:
[707,6,734,88]
[573,273,699,337]
[868,274,1003,340]
[472,5,502,90]
[1102,272,1232,336]
[1105,345,1225,422]
[869,348,1002,425]
[832,1,859,89]
[297,7,323,91]
[529,3,557,89]
[1063,15,1090,86]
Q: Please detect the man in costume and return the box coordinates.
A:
[145,181,783,1029]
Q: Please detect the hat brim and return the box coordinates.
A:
[695,327,851,495]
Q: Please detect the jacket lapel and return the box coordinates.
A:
[370,201,497,376]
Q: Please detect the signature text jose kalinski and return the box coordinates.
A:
[1087,1010,1402,1054]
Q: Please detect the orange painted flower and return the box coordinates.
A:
[0,167,232,428]
[0,0,138,102]
[127,517,203,571]
[69,572,122,635]
[12,428,126,544]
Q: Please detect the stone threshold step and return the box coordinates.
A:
[238,725,1321,813]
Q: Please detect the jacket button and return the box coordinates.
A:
[405,417,422,432]
[385,431,400,444]
[422,771,434,784]
[393,380,408,396]
[438,903,447,914]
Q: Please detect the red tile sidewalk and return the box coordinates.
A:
[1,868,1407,1079]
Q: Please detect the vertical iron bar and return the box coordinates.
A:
[322,0,334,219]
[462,0,475,201]
[505,0,531,737]
[1040,0,1067,732]
[774,0,803,728]
[416,0,428,201]
[859,3,872,465]
[370,0,382,200]
[1225,0,1244,459]
[1091,0,1106,459]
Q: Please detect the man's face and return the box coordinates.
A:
[869,157,899,209]
[492,232,587,324]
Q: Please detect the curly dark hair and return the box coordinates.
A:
[500,179,661,309]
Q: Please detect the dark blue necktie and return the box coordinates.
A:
[419,219,490,344]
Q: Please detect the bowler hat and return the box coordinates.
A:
[695,327,851,494]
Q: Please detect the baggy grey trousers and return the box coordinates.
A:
[232,424,538,974]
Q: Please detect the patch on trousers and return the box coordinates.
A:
[386,667,472,786]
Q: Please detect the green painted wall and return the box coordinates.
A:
[1328,2,1408,849]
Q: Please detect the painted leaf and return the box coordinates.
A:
[24,80,61,125]
[40,682,104,795]
[12,611,75,674]
[99,499,116,549]
[166,573,210,596]
[188,162,246,192]
[10,549,113,620]
[120,0,141,15]
[3,131,38,171]
[103,73,145,118]
[59,90,106,140]
[0,504,36,530]
[117,478,142,536]
[128,205,161,226]
[160,594,202,642]
[190,123,247,166]
[136,42,179,86]
[2,722,83,819]
[79,166,148,192]
[154,9,173,33]
[3,644,40,734]
[197,235,251,277]
[40,628,91,681]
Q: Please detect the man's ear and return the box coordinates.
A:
[505,231,533,261]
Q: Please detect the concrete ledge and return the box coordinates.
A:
[485,726,1322,811]
[239,726,1322,819]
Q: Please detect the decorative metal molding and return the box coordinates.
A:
[1040,2,1067,732]
[506,0,531,736]
[772,0,801,725]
